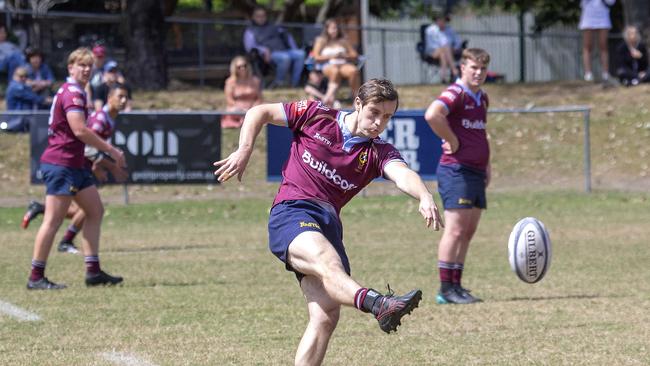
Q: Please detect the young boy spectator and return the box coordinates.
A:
[6,66,52,110]
[304,69,340,108]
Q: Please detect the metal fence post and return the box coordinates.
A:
[198,22,205,87]
[583,109,592,193]
[380,28,386,77]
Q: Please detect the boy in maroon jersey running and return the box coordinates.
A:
[27,48,126,290]
[214,79,443,366]
[425,48,491,304]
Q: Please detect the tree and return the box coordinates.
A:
[621,0,650,41]
[123,0,167,89]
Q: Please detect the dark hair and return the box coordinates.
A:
[25,46,42,60]
[107,83,127,98]
[357,78,399,111]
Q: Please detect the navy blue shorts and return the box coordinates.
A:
[41,163,95,196]
[437,163,487,210]
[268,199,349,280]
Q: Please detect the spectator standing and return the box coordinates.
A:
[311,19,362,104]
[243,6,305,88]
[27,47,125,290]
[615,25,649,86]
[222,56,263,129]
[6,66,51,110]
[425,15,459,83]
[24,47,55,101]
[579,0,616,82]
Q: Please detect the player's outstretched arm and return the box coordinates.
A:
[213,103,286,183]
[424,100,458,154]
[383,161,443,231]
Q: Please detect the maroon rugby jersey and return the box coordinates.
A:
[435,82,490,171]
[87,106,115,140]
[40,78,89,169]
[273,100,404,215]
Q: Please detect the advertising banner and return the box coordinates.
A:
[30,112,221,184]
[266,109,442,181]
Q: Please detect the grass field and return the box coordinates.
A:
[1,191,650,365]
[1,82,650,365]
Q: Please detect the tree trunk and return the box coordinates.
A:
[621,0,650,41]
[124,0,167,90]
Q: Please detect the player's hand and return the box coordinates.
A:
[92,164,108,183]
[420,194,444,231]
[110,166,129,183]
[213,148,252,183]
[441,138,459,154]
[110,147,126,169]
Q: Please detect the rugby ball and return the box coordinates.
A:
[508,217,551,283]
[84,145,104,162]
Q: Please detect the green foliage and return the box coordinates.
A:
[176,0,227,12]
[472,0,582,32]
[370,0,438,19]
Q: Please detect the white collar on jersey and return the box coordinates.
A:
[456,80,483,105]
[101,104,116,129]
[337,111,369,153]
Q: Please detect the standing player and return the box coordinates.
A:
[57,84,131,253]
[21,85,129,256]
[27,47,126,290]
[214,78,443,366]
[424,48,491,304]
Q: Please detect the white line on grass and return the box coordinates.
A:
[0,300,41,321]
[100,351,159,366]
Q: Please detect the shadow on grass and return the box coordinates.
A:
[499,294,603,302]
[105,244,218,253]
[130,279,229,288]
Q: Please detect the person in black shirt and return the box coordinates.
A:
[616,25,649,86]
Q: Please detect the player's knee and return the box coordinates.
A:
[310,308,340,334]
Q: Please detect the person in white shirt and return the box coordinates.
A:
[425,15,459,83]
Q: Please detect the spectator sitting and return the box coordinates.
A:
[222,56,263,129]
[0,25,26,80]
[24,47,55,97]
[6,66,52,110]
[425,15,459,83]
[438,14,465,60]
[311,19,362,103]
[616,25,649,86]
[304,69,340,108]
[243,6,305,88]
[91,60,132,112]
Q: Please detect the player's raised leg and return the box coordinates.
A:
[288,231,421,334]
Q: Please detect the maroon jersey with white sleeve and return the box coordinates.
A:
[40,78,89,169]
[435,82,490,171]
[273,100,405,215]
[87,106,116,140]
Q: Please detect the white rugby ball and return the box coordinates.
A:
[508,217,552,283]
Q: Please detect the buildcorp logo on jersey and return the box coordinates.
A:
[302,149,357,191]
[113,130,179,165]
